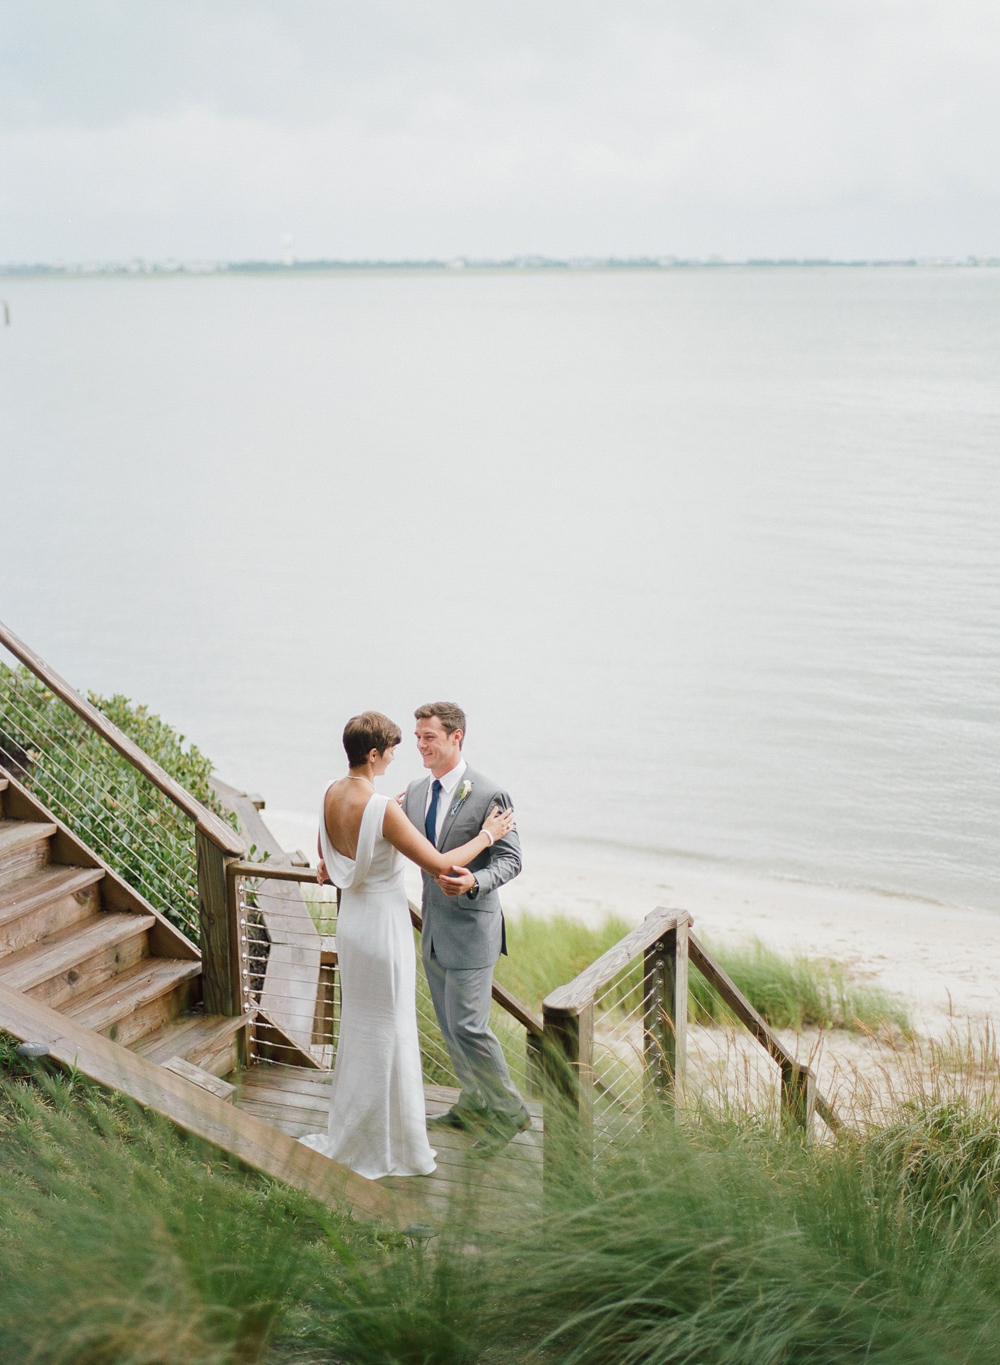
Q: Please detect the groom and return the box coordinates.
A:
[403,701,531,1155]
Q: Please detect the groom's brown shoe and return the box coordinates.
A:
[427,1108,482,1133]
[469,1109,532,1156]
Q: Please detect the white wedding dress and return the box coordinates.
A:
[299,790,436,1179]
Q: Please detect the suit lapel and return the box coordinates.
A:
[408,776,431,832]
[437,767,475,850]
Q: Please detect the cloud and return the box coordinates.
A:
[1,0,999,259]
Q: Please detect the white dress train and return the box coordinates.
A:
[299,790,436,1179]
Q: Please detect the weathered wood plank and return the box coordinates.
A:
[235,1096,330,1127]
[198,830,239,1016]
[226,860,319,884]
[0,912,152,993]
[163,1054,236,1102]
[0,866,104,955]
[644,918,688,1107]
[133,1011,222,1062]
[237,1071,335,1101]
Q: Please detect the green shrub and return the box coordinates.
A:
[0,663,236,940]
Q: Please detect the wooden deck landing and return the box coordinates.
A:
[234,1063,543,1222]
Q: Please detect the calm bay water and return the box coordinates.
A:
[1,267,998,908]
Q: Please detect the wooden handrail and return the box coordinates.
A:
[536,909,841,1137]
[227,860,319,882]
[689,932,841,1134]
[543,907,692,1015]
[0,618,244,856]
[224,860,544,1037]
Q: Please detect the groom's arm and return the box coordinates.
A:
[441,788,520,900]
[470,822,521,898]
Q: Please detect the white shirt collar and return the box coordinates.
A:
[434,758,467,795]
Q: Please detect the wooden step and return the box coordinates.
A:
[131,1011,246,1078]
[0,911,154,1009]
[162,1054,236,1102]
[0,819,57,884]
[0,865,105,956]
[64,957,201,1047]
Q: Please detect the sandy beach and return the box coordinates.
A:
[265,808,998,1039]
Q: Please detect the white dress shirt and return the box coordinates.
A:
[423,758,467,846]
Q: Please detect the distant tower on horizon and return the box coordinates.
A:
[281,233,294,267]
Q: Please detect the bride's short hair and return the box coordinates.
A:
[343,711,402,767]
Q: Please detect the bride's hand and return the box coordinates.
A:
[483,804,515,843]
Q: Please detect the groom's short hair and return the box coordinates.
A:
[414,701,466,746]
[343,711,402,766]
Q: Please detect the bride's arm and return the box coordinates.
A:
[382,800,514,876]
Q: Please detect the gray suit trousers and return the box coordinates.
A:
[424,947,526,1122]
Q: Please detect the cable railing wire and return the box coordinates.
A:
[0,725,201,935]
[0,661,213,937]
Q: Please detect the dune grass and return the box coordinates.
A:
[0,1038,384,1365]
[5,1029,1000,1364]
[495,911,910,1035]
[693,936,912,1033]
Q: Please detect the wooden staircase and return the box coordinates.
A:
[0,769,413,1227]
[0,774,243,1091]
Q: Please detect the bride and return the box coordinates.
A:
[299,710,514,1180]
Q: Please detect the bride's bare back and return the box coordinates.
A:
[323,778,374,860]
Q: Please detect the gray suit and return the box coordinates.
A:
[404,765,528,1122]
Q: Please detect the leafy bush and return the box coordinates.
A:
[0,663,235,940]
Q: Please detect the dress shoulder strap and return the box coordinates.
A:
[353,792,388,881]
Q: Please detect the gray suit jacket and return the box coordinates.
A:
[403,764,521,971]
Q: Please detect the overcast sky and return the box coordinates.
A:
[3,0,1000,262]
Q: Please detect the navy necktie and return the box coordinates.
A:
[425,779,442,845]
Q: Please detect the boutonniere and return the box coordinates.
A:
[450,779,473,815]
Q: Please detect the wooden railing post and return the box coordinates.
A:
[781,1062,816,1136]
[644,917,688,1110]
[197,830,241,1016]
[541,1000,593,1185]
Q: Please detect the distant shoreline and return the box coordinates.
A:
[3,256,1000,280]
